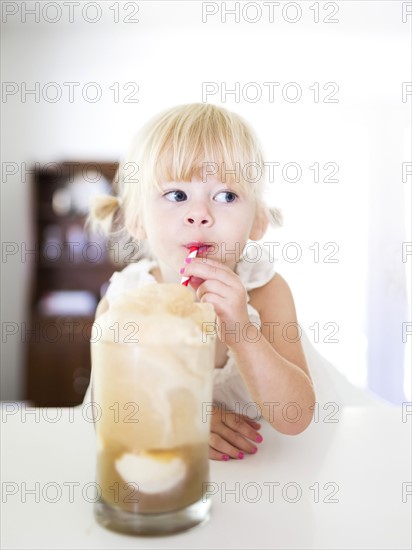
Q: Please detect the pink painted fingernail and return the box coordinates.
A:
[256,434,263,443]
[238,452,244,459]
[179,267,185,274]
[251,447,258,454]
[185,257,193,264]
[222,454,230,461]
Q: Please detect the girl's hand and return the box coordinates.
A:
[209,404,262,461]
[181,257,250,348]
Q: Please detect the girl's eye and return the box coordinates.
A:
[215,191,238,203]
[164,190,187,202]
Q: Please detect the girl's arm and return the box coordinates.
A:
[183,256,316,435]
[232,273,315,435]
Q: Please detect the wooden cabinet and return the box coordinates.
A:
[25,161,119,406]
[25,315,95,406]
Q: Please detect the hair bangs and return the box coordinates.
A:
[144,104,262,198]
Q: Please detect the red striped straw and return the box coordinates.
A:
[180,246,198,286]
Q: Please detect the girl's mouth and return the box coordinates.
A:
[185,243,212,255]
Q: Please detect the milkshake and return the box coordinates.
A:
[91,283,216,535]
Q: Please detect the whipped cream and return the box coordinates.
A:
[115,451,186,494]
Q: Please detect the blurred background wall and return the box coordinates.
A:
[1,1,411,403]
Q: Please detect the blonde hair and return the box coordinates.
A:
[88,103,283,240]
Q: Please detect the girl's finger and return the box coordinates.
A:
[183,259,237,286]
[224,415,262,445]
[196,279,229,301]
[189,256,235,273]
[209,447,231,461]
[209,433,248,459]
[211,424,259,455]
[244,419,262,429]
[239,414,262,429]
[230,412,261,429]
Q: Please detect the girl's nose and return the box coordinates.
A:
[186,215,212,226]
[184,208,213,226]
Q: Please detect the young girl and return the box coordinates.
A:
[85,103,371,461]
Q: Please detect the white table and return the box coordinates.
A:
[1,403,411,549]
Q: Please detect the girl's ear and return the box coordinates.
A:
[134,223,147,240]
[249,206,269,241]
[127,219,147,241]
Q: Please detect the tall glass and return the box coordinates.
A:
[91,284,216,536]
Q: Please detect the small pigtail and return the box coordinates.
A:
[267,206,284,228]
[86,194,122,236]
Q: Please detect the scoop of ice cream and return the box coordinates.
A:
[116,283,199,317]
[95,283,216,346]
[115,450,186,494]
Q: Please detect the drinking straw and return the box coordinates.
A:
[180,246,198,286]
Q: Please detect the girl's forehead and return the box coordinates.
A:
[159,176,248,193]
[161,174,223,185]
[153,153,257,197]
[158,158,245,182]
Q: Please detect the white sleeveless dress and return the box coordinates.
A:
[82,244,385,409]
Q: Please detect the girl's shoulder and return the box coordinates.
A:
[248,271,290,313]
[241,246,297,328]
[235,242,278,292]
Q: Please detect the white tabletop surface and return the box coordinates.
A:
[1,402,411,549]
